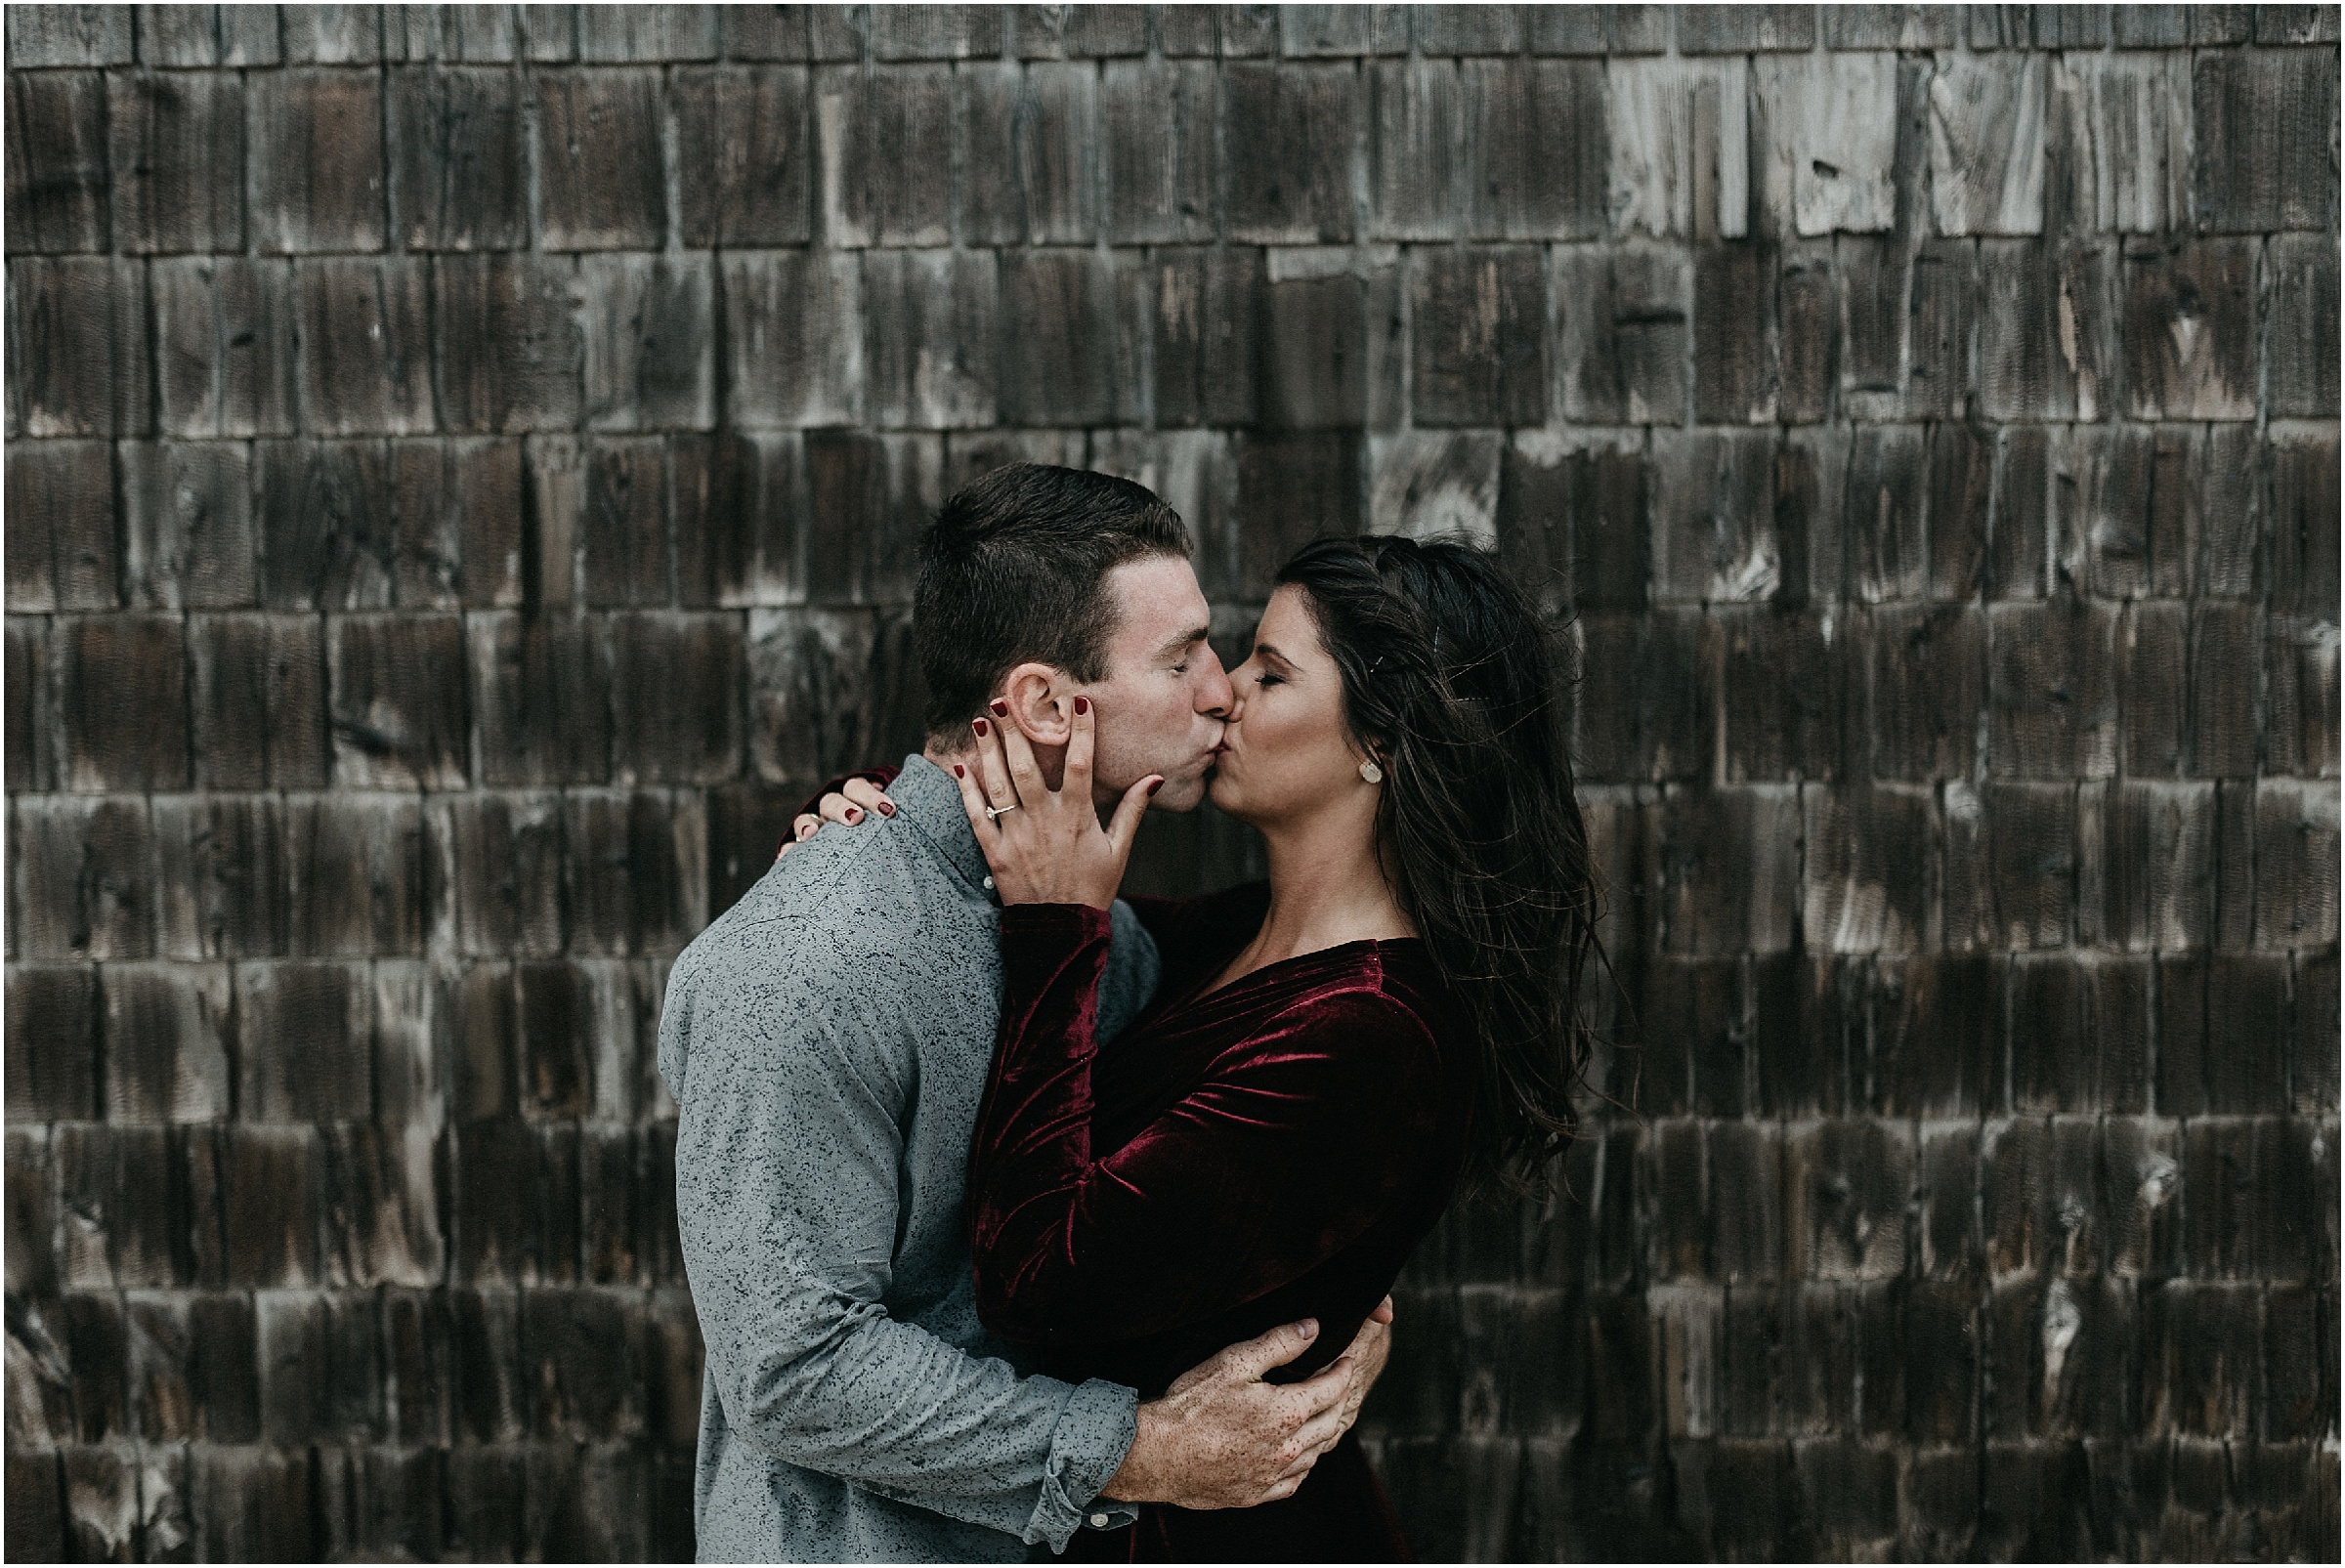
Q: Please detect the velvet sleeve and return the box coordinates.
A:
[967,903,1444,1346]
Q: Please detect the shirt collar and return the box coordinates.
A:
[888,753,997,902]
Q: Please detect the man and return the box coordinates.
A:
[659,465,1391,1561]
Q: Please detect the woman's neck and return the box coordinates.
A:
[1214,805,1414,988]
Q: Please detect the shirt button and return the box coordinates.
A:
[982,875,995,889]
[1088,1513,1109,1529]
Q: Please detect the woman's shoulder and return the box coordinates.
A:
[1186,961,1464,1156]
[1251,950,1451,1059]
[1301,943,1480,1074]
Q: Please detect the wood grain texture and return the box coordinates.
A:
[673,64,814,248]
[4,67,109,254]
[248,67,385,252]
[4,8,2336,1560]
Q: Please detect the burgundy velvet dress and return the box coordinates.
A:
[968,882,1481,1563]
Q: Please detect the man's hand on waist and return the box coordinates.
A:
[1095,1300,1397,1512]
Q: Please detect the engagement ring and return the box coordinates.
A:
[985,803,1018,821]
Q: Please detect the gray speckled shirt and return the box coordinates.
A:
[659,755,1160,1563]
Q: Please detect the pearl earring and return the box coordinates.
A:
[1359,759,1384,784]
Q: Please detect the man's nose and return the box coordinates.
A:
[1196,645,1235,717]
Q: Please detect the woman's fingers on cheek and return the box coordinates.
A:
[997,702,1042,784]
[1066,694,1094,781]
[951,759,992,826]
[989,719,1014,783]
[974,718,1015,802]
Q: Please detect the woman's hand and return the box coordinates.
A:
[951,696,1159,909]
[773,776,895,863]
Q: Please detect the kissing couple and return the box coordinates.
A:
[658,463,1607,1562]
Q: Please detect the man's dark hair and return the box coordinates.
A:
[913,463,1192,743]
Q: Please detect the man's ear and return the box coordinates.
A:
[999,663,1073,744]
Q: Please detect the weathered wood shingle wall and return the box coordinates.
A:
[4,3,2338,1560]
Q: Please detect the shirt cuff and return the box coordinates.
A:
[1024,1377,1141,1550]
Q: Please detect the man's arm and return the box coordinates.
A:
[666,948,1132,1549]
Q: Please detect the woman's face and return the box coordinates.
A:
[1207,585,1376,826]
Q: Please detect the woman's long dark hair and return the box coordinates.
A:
[1275,534,1610,1195]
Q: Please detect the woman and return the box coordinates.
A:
[801,535,1605,1560]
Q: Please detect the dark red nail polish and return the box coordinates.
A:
[1146,778,1163,796]
[846,808,861,823]
[989,699,1008,717]
[973,717,989,737]
[1073,696,1089,715]
[954,764,965,779]
[878,801,895,816]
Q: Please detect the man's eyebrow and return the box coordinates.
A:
[1155,625,1212,660]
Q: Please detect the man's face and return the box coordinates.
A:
[1075,555,1232,812]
